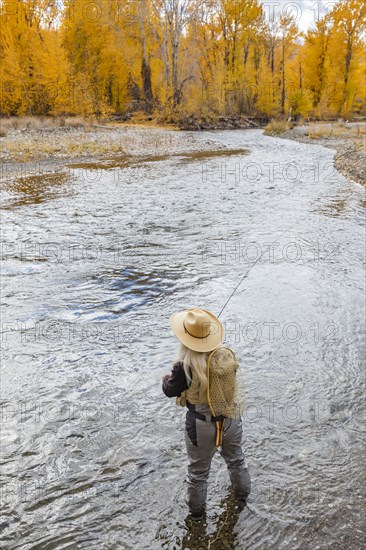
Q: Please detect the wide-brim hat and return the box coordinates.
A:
[170,307,224,352]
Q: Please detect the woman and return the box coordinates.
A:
[162,307,251,521]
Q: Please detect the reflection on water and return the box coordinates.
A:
[1,129,365,549]
[89,266,179,314]
[178,488,247,550]
[313,195,350,218]
[2,172,71,209]
[67,148,248,171]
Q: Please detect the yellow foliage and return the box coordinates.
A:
[0,0,364,119]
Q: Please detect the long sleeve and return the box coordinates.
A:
[162,361,190,398]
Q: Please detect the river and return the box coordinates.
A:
[1,129,365,549]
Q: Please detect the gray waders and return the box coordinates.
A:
[184,402,251,515]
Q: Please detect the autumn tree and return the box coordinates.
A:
[278,14,298,115]
[152,0,195,107]
[303,18,331,116]
[0,0,364,119]
[0,0,68,116]
[329,0,366,115]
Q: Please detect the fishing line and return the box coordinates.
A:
[217,251,265,318]
[217,210,316,319]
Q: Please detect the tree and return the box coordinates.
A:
[0,0,68,116]
[278,14,298,115]
[152,0,193,107]
[330,0,366,114]
[1,0,364,119]
[303,19,331,114]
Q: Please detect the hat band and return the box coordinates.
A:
[183,320,211,339]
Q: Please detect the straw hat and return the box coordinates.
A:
[170,308,224,352]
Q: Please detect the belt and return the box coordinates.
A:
[186,401,226,423]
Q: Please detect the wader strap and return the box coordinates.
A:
[186,401,226,424]
[186,401,197,413]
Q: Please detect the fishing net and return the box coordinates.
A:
[207,346,245,421]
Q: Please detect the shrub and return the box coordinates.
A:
[264,119,292,136]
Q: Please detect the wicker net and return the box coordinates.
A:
[207,346,245,420]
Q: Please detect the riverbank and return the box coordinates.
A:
[276,122,366,187]
[158,113,264,130]
[0,114,264,164]
[0,118,233,165]
[1,117,365,188]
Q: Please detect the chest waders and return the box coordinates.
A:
[180,346,251,517]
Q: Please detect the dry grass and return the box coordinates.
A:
[0,116,95,132]
[356,139,366,153]
[3,138,124,161]
[264,119,292,136]
[0,121,208,161]
[65,141,122,155]
[306,122,366,139]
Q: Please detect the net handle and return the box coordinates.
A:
[206,346,237,417]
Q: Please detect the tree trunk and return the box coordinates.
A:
[343,34,353,109]
[170,0,181,106]
[141,57,153,105]
[315,30,328,106]
[139,6,154,109]
[243,41,250,67]
[172,37,179,105]
[299,60,302,89]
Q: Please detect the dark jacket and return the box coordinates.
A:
[162,361,191,398]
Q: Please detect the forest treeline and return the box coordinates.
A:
[0,0,365,120]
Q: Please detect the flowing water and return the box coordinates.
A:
[1,129,365,549]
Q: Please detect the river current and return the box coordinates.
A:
[1,129,365,549]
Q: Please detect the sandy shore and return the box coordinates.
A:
[278,123,366,187]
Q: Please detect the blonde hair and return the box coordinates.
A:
[176,342,208,392]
